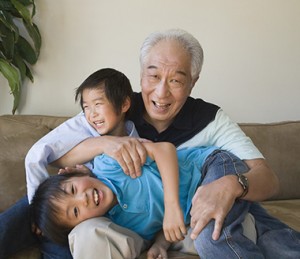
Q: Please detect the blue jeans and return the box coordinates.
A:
[0,196,72,259]
[194,150,300,259]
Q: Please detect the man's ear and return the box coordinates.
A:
[191,76,199,88]
[121,97,131,113]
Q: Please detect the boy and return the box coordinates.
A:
[31,146,248,257]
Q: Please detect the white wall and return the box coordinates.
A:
[1,0,299,122]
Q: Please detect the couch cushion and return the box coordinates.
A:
[0,117,50,211]
[240,121,300,200]
[261,199,300,232]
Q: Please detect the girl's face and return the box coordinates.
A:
[55,175,117,228]
[82,87,130,136]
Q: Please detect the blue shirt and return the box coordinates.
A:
[93,146,218,240]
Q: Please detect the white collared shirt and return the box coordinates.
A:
[25,112,139,203]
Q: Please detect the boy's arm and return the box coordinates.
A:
[54,135,148,178]
[143,142,187,242]
[26,113,97,203]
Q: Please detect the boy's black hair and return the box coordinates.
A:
[30,172,95,245]
[75,68,133,118]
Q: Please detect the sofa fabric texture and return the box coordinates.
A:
[1,115,299,259]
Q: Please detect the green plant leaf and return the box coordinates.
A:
[0,23,15,60]
[0,1,14,11]
[18,0,35,7]
[25,63,33,82]
[0,58,21,114]
[12,52,34,82]
[0,10,20,38]
[12,53,26,81]
[23,21,41,56]
[16,35,37,64]
[0,0,40,114]
[11,0,32,24]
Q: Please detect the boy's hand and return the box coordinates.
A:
[31,222,42,236]
[147,230,170,259]
[163,203,187,242]
[58,164,91,175]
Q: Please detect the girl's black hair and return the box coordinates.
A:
[30,172,94,245]
[75,68,133,118]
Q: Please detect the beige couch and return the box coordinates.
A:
[1,114,299,259]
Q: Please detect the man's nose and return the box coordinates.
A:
[155,79,170,98]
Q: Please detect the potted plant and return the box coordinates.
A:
[0,0,41,114]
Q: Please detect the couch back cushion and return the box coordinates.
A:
[0,117,51,211]
[240,121,300,200]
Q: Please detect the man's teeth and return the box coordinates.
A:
[153,102,170,108]
[93,189,99,205]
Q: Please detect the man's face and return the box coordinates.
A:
[55,175,116,228]
[140,40,196,132]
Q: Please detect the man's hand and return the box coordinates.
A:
[103,136,150,178]
[190,176,236,240]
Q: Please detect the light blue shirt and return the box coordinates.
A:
[93,146,218,240]
[25,112,139,202]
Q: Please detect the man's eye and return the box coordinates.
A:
[71,185,75,194]
[169,79,183,89]
[148,74,159,80]
[74,207,78,218]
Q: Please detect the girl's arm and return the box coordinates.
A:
[143,142,187,242]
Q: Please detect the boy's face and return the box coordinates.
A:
[82,87,129,136]
[55,175,117,228]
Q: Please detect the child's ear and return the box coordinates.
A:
[121,97,131,113]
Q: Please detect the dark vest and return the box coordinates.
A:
[128,93,220,147]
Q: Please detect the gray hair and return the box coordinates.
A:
[139,29,204,81]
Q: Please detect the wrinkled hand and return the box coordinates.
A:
[190,176,236,240]
[104,136,150,178]
[163,204,187,242]
[58,164,91,175]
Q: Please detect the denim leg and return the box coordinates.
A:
[0,196,38,258]
[40,237,72,259]
[250,202,300,259]
[193,150,264,259]
[0,196,72,259]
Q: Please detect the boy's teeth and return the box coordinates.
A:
[93,189,99,205]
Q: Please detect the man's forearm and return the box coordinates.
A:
[242,158,279,201]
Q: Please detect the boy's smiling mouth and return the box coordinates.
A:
[94,120,104,128]
[93,188,100,206]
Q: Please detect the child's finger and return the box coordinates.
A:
[180,225,187,236]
